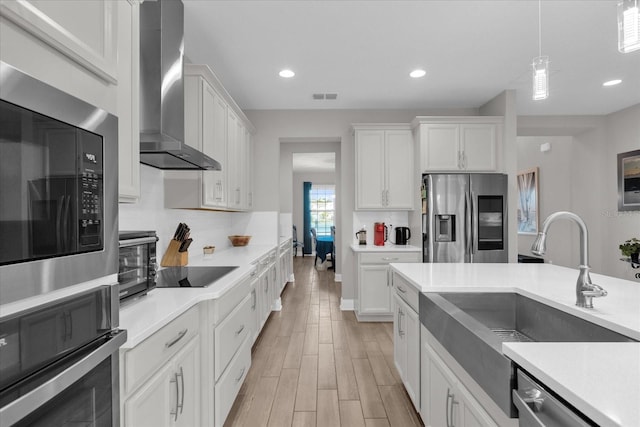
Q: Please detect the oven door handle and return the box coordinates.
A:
[0,329,127,427]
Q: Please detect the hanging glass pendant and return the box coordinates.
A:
[532,56,549,101]
[619,0,640,53]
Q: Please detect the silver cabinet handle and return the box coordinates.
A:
[397,285,407,293]
[165,328,188,348]
[251,289,257,310]
[235,324,245,335]
[177,366,185,415]
[170,372,179,421]
[397,307,402,335]
[446,388,451,427]
[398,308,405,336]
[446,388,458,427]
[235,367,246,383]
[381,257,399,261]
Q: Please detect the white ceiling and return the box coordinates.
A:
[292,152,336,172]
[183,1,640,115]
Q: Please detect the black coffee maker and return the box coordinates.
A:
[395,227,411,245]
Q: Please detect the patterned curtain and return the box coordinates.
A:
[303,181,312,254]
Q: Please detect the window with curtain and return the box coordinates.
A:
[309,184,335,236]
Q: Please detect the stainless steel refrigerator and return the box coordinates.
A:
[422,173,508,263]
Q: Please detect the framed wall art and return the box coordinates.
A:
[618,149,640,212]
[517,167,539,234]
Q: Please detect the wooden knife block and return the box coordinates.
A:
[160,239,188,267]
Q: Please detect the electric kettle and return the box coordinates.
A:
[395,227,411,245]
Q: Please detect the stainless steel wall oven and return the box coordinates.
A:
[0,283,126,426]
[0,61,118,305]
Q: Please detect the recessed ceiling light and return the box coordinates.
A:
[603,79,622,87]
[410,69,426,78]
[279,69,295,78]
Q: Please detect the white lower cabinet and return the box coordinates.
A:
[355,251,420,321]
[122,307,201,427]
[214,336,251,427]
[392,273,421,412]
[421,325,497,427]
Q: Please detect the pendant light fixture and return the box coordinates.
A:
[532,0,549,101]
[618,0,640,53]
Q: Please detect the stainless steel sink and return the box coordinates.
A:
[420,292,636,418]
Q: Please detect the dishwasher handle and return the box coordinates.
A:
[514,370,591,427]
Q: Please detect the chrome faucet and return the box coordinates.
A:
[531,211,607,308]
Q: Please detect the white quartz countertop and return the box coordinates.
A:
[350,243,421,252]
[119,244,276,349]
[391,262,640,426]
[391,263,640,340]
[503,342,640,427]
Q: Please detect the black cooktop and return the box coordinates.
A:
[155,266,238,288]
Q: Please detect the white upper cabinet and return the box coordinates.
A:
[118,0,141,202]
[164,64,253,211]
[354,125,414,210]
[0,0,119,113]
[414,117,503,173]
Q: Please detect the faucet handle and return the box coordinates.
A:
[581,283,607,297]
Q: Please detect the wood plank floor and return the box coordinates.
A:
[224,256,423,427]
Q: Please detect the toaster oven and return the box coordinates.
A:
[118,231,158,302]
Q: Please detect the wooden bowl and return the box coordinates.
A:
[228,235,251,247]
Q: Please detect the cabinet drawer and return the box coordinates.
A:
[215,335,251,427]
[360,252,420,264]
[393,272,419,312]
[214,293,252,380]
[209,273,252,324]
[123,305,200,395]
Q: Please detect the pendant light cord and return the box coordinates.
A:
[538,0,542,57]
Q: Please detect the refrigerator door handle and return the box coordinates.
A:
[471,191,477,259]
[465,190,472,260]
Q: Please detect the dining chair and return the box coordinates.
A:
[310,228,318,265]
[292,225,304,257]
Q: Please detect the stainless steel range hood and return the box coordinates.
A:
[139,0,221,171]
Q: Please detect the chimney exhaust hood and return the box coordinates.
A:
[139,0,221,171]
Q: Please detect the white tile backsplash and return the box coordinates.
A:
[119,165,277,255]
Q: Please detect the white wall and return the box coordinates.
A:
[119,165,279,258]
[517,136,576,267]
[603,104,640,281]
[246,108,478,302]
[518,103,640,281]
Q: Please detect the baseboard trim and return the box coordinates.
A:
[340,298,354,311]
[334,273,342,282]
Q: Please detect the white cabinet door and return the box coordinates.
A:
[393,294,406,380]
[393,294,420,412]
[124,363,174,427]
[420,124,460,171]
[355,130,385,209]
[226,109,239,209]
[117,0,140,202]
[385,130,414,209]
[173,338,200,427]
[202,80,227,208]
[359,264,391,314]
[429,355,460,427]
[459,124,496,171]
[244,128,253,210]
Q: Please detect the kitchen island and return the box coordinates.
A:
[391,262,640,427]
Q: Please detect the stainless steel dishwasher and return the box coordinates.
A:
[513,370,595,427]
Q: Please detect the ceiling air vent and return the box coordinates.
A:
[312,93,338,100]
